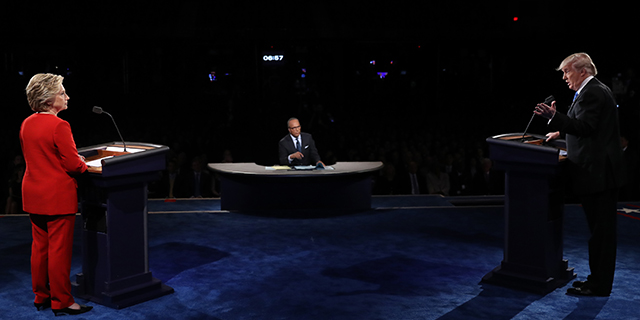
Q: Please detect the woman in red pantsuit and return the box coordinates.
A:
[21,73,92,316]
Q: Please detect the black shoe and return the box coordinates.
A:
[52,305,93,316]
[566,287,610,297]
[572,280,588,288]
[34,299,51,311]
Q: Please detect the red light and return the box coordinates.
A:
[513,17,518,22]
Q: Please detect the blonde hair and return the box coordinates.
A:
[557,53,598,76]
[25,73,64,112]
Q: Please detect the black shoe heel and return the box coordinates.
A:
[34,299,51,311]
[52,305,93,316]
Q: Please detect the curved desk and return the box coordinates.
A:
[208,162,383,213]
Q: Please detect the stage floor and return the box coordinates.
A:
[2,195,640,320]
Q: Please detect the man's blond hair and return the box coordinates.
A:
[557,53,598,76]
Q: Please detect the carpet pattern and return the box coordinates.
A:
[1,196,639,319]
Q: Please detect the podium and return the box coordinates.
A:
[72,142,174,309]
[482,133,575,294]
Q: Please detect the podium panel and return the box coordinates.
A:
[482,133,575,294]
[73,142,174,309]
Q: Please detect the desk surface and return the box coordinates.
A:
[208,161,384,177]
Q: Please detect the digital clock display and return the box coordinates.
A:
[263,55,284,61]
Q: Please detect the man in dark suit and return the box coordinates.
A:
[278,118,324,166]
[535,53,624,297]
[152,158,187,198]
[619,134,640,201]
[398,161,426,195]
[184,156,214,198]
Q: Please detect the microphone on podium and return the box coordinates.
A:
[522,95,554,139]
[93,106,127,152]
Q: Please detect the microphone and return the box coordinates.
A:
[522,95,554,139]
[93,106,127,152]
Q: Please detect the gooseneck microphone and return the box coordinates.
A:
[93,106,127,152]
[522,95,554,139]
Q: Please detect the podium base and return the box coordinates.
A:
[481,261,576,294]
[72,272,174,309]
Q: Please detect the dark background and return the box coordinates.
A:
[2,1,638,195]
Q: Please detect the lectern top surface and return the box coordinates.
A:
[78,141,169,175]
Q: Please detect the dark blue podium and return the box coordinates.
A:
[73,142,174,309]
[482,133,575,294]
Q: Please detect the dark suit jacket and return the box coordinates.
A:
[548,77,624,195]
[278,132,321,165]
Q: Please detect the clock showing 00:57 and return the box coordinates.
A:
[263,55,284,61]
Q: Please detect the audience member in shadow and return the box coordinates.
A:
[152,158,187,199]
[221,149,234,163]
[373,162,401,195]
[5,164,25,214]
[5,154,25,179]
[619,134,640,201]
[399,161,426,195]
[471,158,504,195]
[464,157,483,195]
[426,158,450,196]
[449,158,469,196]
[211,149,234,197]
[185,156,214,198]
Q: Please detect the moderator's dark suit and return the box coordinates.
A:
[278,132,321,165]
[548,77,624,294]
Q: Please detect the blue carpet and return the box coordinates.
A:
[145,195,456,213]
[2,196,640,319]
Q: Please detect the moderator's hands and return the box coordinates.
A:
[534,101,557,119]
[290,152,304,160]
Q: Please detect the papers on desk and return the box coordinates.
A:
[264,165,334,170]
[105,146,145,153]
[265,166,291,170]
[559,150,568,157]
[86,156,113,167]
[85,147,146,168]
[292,165,335,170]
[294,165,315,170]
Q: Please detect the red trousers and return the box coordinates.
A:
[30,214,76,310]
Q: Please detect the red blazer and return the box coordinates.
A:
[20,113,87,215]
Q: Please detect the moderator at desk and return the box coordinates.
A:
[208,162,383,212]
